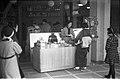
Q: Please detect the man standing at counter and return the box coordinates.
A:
[41,19,51,32]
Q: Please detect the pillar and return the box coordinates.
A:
[18,1,22,45]
[90,0,111,62]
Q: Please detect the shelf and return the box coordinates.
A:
[27,5,61,12]
[28,12,61,17]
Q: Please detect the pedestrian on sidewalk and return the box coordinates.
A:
[104,27,119,78]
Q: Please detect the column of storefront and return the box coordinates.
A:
[90,0,110,62]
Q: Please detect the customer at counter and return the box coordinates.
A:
[73,23,92,71]
[0,26,22,78]
[60,21,75,44]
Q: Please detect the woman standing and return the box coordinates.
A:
[60,21,75,44]
[104,28,119,78]
[73,23,92,71]
[0,26,22,78]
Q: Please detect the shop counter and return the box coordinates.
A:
[32,46,91,72]
[30,31,91,72]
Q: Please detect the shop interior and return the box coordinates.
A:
[0,0,119,62]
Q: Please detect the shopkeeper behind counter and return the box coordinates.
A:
[48,33,58,43]
[60,21,75,44]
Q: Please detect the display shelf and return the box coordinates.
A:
[25,4,61,17]
[28,12,60,17]
[27,5,61,12]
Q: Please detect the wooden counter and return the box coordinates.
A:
[32,46,91,72]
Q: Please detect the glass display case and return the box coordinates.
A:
[30,28,83,49]
[30,32,61,48]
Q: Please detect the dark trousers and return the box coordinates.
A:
[18,63,25,78]
[108,64,115,78]
[75,44,88,67]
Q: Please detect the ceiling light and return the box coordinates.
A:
[80,0,88,5]
[78,4,83,6]
[87,7,90,9]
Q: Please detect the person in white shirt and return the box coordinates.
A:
[0,26,22,78]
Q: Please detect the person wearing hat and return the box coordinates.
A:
[0,26,22,78]
[104,28,119,78]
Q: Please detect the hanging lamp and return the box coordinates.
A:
[80,0,88,5]
[48,0,54,7]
